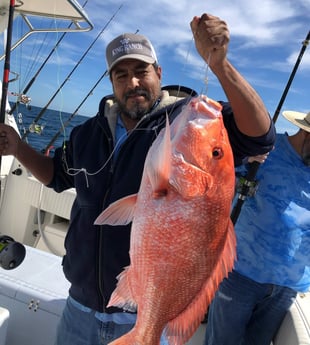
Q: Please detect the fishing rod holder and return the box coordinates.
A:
[236,175,259,197]
[0,235,26,270]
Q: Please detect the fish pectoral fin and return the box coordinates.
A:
[94,194,138,226]
[170,163,213,198]
[107,267,137,312]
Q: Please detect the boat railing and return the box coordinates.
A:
[0,0,93,61]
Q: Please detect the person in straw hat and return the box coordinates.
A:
[282,110,310,165]
[205,110,310,345]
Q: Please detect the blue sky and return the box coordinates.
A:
[1,0,309,134]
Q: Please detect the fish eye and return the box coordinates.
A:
[212,147,224,159]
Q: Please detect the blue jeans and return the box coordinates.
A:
[204,270,297,345]
[55,296,169,345]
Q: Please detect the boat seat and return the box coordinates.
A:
[35,222,67,256]
[0,307,9,345]
[273,293,310,345]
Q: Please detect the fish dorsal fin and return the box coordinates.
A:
[94,194,137,226]
[147,113,172,196]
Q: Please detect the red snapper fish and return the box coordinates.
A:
[95,95,236,345]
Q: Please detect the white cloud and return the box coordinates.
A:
[2,0,308,115]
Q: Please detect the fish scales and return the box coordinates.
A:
[95,95,236,345]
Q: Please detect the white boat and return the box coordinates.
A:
[0,1,309,344]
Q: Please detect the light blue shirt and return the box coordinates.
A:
[234,133,310,292]
[114,115,127,159]
[69,296,136,324]
[114,98,161,158]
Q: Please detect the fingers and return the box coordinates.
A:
[248,152,270,164]
[0,131,9,155]
[0,126,19,156]
[190,15,200,34]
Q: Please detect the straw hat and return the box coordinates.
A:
[282,110,310,133]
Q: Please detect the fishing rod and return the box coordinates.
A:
[0,0,16,124]
[231,30,310,225]
[0,0,27,268]
[43,70,108,154]
[21,3,124,140]
[273,30,310,124]
[9,0,90,115]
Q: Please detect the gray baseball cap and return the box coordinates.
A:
[106,33,158,72]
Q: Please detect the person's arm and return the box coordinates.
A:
[191,14,271,137]
[0,124,54,185]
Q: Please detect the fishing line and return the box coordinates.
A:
[43,71,107,154]
[36,183,63,256]
[178,29,211,98]
[61,102,173,189]
[176,36,197,99]
[9,2,90,116]
[155,34,198,126]
[62,121,163,188]
[202,53,212,96]
[52,14,66,144]
[45,23,139,155]
[20,31,51,90]
[61,108,182,190]
[59,21,203,187]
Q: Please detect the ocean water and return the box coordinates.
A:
[10,103,89,155]
[9,102,297,156]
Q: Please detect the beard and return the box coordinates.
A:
[302,155,310,166]
[115,88,160,121]
[301,135,310,166]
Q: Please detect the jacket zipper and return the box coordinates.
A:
[97,124,114,312]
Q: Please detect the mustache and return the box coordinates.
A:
[125,89,150,100]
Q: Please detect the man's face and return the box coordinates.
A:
[110,59,162,120]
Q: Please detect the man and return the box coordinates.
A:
[0,13,275,345]
[204,110,310,345]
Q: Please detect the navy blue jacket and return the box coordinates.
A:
[48,85,275,312]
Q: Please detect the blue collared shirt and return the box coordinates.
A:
[234,133,310,292]
[114,115,127,159]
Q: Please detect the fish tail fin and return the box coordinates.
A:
[166,219,236,343]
